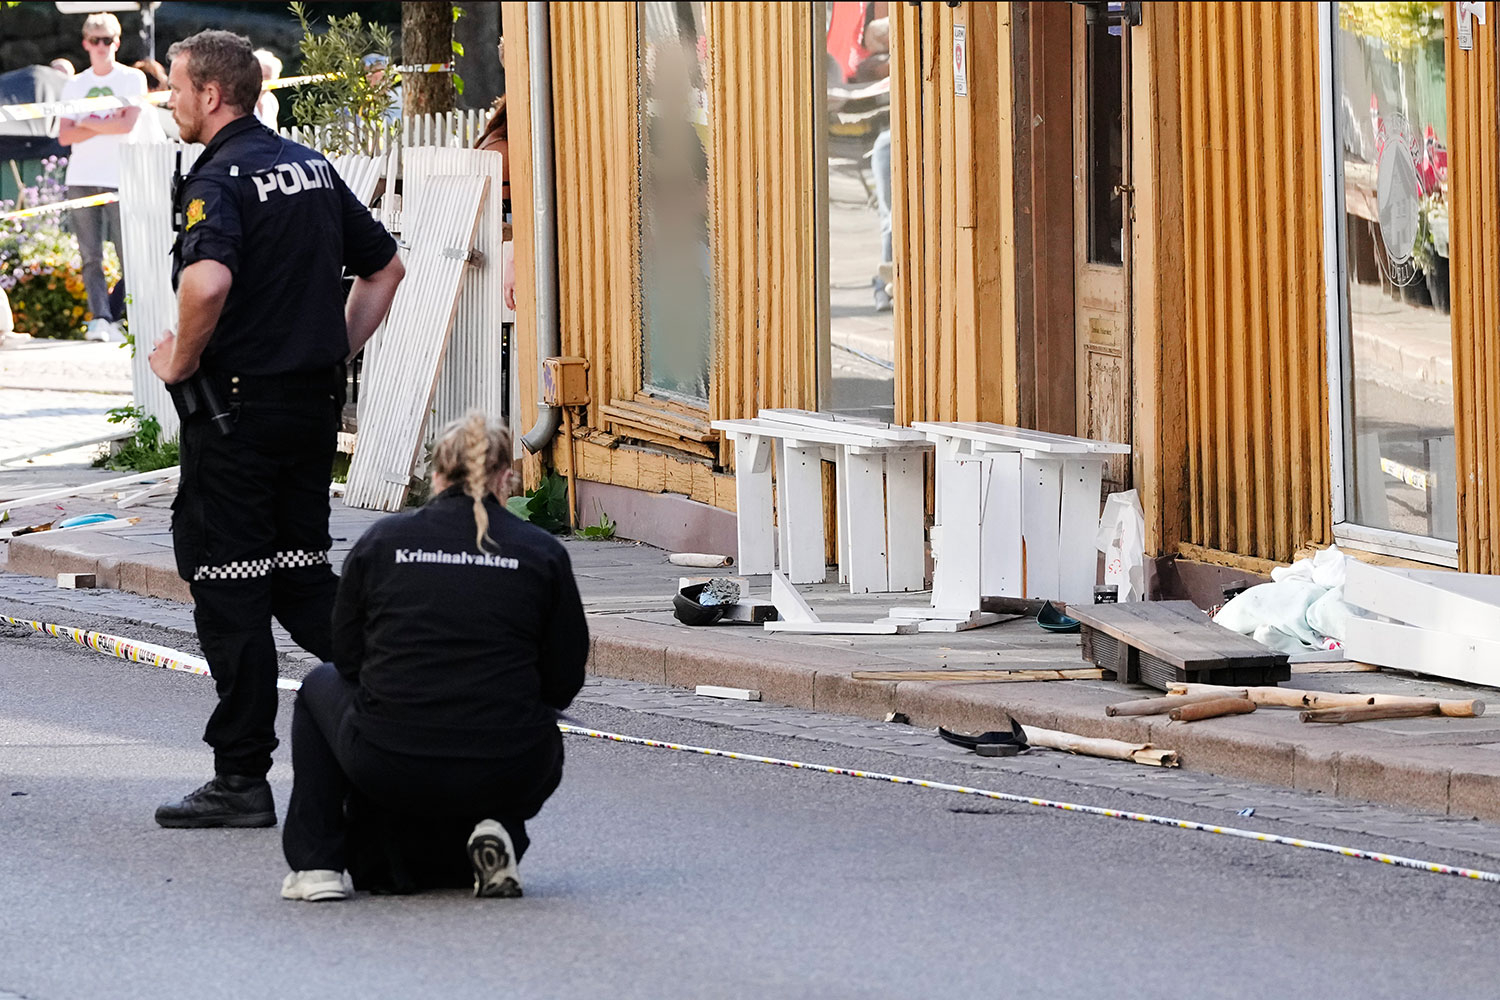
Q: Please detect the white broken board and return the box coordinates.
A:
[1344,616,1500,689]
[1345,558,1500,644]
[344,174,488,511]
[764,620,919,635]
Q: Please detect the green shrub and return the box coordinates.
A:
[95,405,180,473]
[506,471,571,534]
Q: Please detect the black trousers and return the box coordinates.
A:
[172,391,341,778]
[283,663,564,892]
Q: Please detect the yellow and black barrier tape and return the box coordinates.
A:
[0,190,118,221]
[8,606,1492,885]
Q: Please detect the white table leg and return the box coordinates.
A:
[930,456,983,611]
[835,449,851,585]
[885,450,926,592]
[777,442,827,584]
[980,451,1023,597]
[844,449,888,593]
[1058,458,1103,605]
[1020,456,1062,599]
[732,434,775,575]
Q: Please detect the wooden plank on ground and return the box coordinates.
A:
[851,668,1109,682]
[1068,602,1233,671]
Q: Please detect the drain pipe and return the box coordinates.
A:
[521,0,561,454]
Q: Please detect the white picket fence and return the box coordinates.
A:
[119,110,510,454]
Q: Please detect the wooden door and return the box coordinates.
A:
[1072,2,1133,492]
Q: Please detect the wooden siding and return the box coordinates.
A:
[889,2,1016,425]
[1448,4,1500,572]
[1175,1,1330,563]
[550,2,640,425]
[706,2,818,432]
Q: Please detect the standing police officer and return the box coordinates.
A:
[149,30,405,828]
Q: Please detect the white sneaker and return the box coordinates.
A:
[84,318,112,341]
[467,819,521,898]
[280,869,349,902]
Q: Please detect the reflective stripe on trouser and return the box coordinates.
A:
[172,392,340,778]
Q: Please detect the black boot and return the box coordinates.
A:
[155,775,277,829]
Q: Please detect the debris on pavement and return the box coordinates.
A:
[668,552,734,568]
[695,685,761,701]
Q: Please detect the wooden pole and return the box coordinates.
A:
[1169,697,1257,722]
[1166,683,1485,717]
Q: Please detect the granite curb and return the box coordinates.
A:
[8,537,1500,824]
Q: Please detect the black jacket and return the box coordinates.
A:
[172,115,397,376]
[332,487,588,758]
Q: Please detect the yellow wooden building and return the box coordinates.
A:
[501,1,1496,592]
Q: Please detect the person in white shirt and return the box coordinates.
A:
[57,13,148,342]
[253,48,281,130]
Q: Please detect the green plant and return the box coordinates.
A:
[288,1,398,155]
[505,471,571,534]
[96,404,180,473]
[575,500,616,540]
[451,5,466,97]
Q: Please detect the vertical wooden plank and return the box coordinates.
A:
[1241,7,1269,557]
[938,4,958,421]
[1259,2,1289,560]
[1222,4,1250,554]
[1302,5,1326,554]
[890,2,913,425]
[1479,11,1500,571]
[922,11,941,421]
[1181,4,1204,548]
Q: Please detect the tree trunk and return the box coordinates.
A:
[402,0,455,118]
[452,1,502,111]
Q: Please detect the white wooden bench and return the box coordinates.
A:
[711,410,931,593]
[905,421,1129,617]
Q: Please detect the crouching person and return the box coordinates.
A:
[280,412,588,901]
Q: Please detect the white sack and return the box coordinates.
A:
[1213,579,1325,647]
[1305,586,1353,642]
[1096,490,1146,602]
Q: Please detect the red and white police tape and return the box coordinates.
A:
[3,607,1497,885]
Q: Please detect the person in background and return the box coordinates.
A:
[57,12,147,342]
[49,58,75,76]
[474,92,514,310]
[253,49,281,130]
[362,53,402,129]
[132,58,167,91]
[280,412,587,902]
[129,58,175,143]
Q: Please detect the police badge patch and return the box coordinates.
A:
[185,198,206,230]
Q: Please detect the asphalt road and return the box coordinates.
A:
[3,630,1500,1000]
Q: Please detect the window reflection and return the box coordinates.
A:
[639,2,713,403]
[1335,2,1455,541]
[821,1,894,418]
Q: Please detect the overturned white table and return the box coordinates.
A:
[711,410,931,593]
[908,421,1129,615]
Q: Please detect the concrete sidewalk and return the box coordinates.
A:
[5,483,1500,823]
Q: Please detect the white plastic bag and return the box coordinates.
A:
[1214,579,1325,647]
[1096,490,1146,602]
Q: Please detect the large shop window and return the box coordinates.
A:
[1331,2,1456,550]
[816,1,895,419]
[638,1,714,404]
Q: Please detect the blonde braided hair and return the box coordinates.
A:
[429,411,518,552]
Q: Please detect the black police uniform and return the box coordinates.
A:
[169,115,397,783]
[281,487,588,891]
